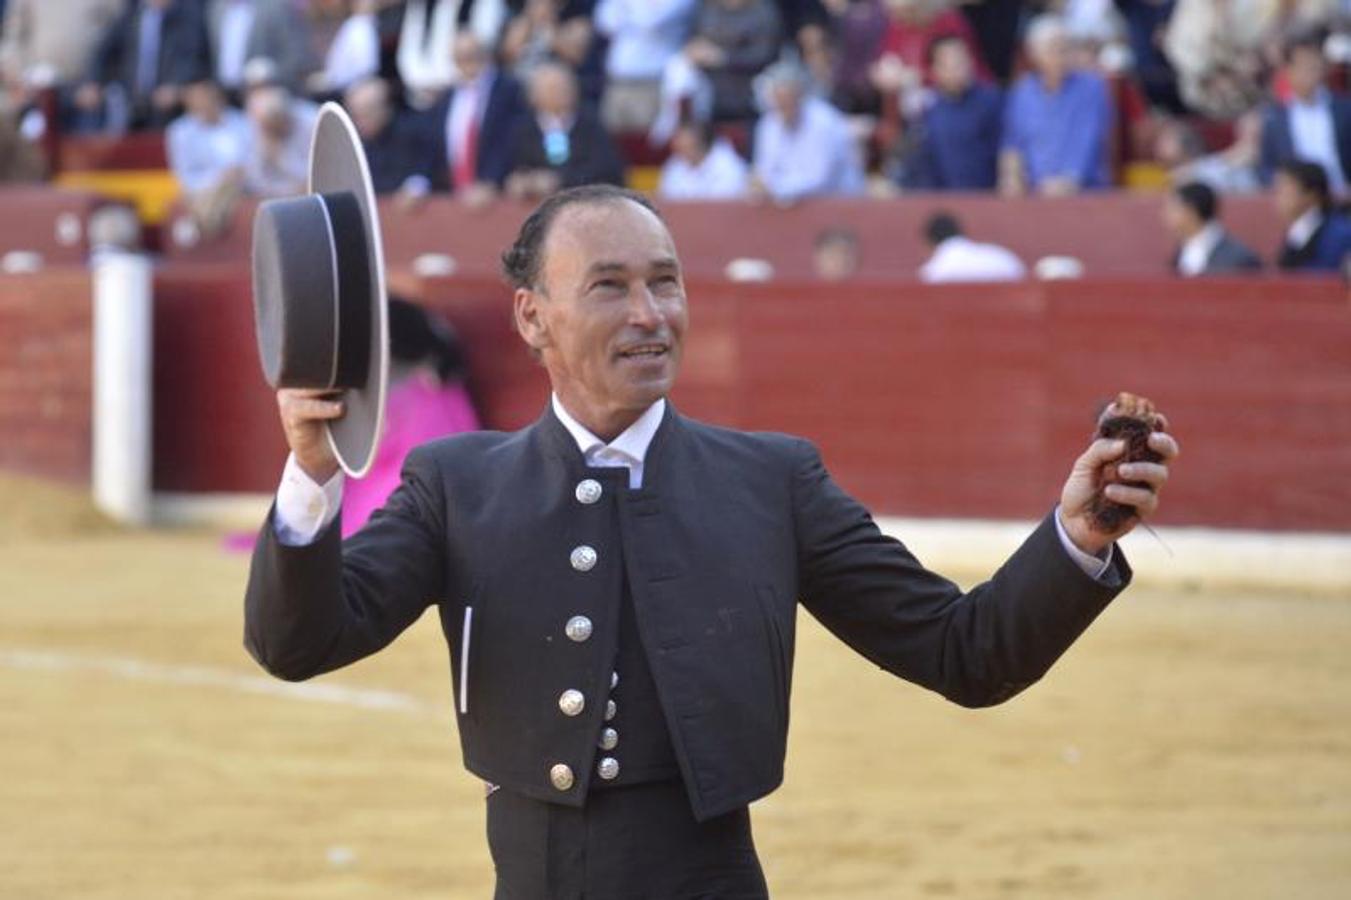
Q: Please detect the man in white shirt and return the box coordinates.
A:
[595,0,697,131]
[1162,180,1261,276]
[918,211,1027,283]
[166,77,250,234]
[657,119,749,200]
[750,61,864,204]
[1259,32,1351,199]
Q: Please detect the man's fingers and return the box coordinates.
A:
[1116,461,1168,489]
[1080,437,1127,469]
[1104,483,1157,515]
[285,396,346,423]
[1148,431,1180,460]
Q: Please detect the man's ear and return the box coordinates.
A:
[513,287,551,353]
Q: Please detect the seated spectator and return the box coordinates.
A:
[892,34,1001,191]
[657,119,750,199]
[243,84,317,197]
[813,226,861,281]
[1,0,121,89]
[1162,181,1262,276]
[344,76,439,198]
[918,211,1026,282]
[397,0,510,106]
[166,78,250,236]
[1157,112,1262,194]
[1274,159,1351,273]
[425,31,525,202]
[500,0,596,85]
[506,62,626,200]
[654,0,782,143]
[305,0,381,97]
[1259,32,1351,199]
[595,0,698,132]
[750,61,865,203]
[74,0,211,131]
[206,0,313,96]
[868,0,989,99]
[999,15,1112,196]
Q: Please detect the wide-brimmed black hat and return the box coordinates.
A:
[252,102,389,477]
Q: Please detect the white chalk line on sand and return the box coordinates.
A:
[0,647,441,717]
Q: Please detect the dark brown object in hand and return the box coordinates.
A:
[1089,392,1166,533]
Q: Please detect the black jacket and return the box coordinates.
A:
[508,107,625,189]
[244,404,1130,821]
[424,70,526,191]
[88,0,210,98]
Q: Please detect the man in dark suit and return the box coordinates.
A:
[1274,159,1351,272]
[1258,31,1351,198]
[205,0,313,95]
[505,61,625,200]
[423,31,526,202]
[1162,181,1262,276]
[343,76,438,198]
[247,185,1179,897]
[74,0,211,130]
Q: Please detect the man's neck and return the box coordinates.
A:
[553,393,651,443]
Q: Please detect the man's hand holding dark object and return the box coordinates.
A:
[277,388,343,484]
[1058,394,1180,556]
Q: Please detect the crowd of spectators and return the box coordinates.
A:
[0,0,1350,274]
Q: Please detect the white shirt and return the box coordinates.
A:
[165,108,251,193]
[216,0,256,88]
[752,96,865,203]
[1288,88,1348,197]
[657,139,750,200]
[919,236,1028,283]
[323,12,379,92]
[1177,221,1223,277]
[594,0,697,80]
[271,395,1111,579]
[1287,207,1324,251]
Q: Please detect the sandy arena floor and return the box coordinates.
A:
[1,501,1348,898]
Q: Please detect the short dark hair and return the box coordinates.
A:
[1284,29,1327,64]
[925,34,967,70]
[924,211,963,246]
[1173,181,1218,222]
[676,117,716,152]
[500,185,661,291]
[1277,159,1332,208]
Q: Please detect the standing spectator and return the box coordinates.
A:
[243,84,317,197]
[1,0,121,88]
[1113,0,1183,113]
[306,0,382,97]
[750,61,865,202]
[500,0,597,84]
[206,0,313,95]
[397,0,510,105]
[999,15,1112,196]
[657,119,750,199]
[1274,159,1351,272]
[506,61,625,199]
[1161,0,1271,119]
[918,211,1026,282]
[893,34,1001,190]
[1162,181,1262,276]
[167,78,251,236]
[1259,32,1351,199]
[344,76,439,198]
[425,31,526,201]
[75,0,211,130]
[594,0,697,132]
[679,0,783,123]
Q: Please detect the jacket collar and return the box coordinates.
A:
[535,396,681,475]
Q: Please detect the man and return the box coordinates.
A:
[205,0,313,95]
[1273,159,1351,273]
[75,0,211,130]
[594,0,696,131]
[424,31,525,202]
[505,62,625,200]
[1258,32,1351,200]
[0,0,121,88]
[813,225,861,281]
[918,210,1027,283]
[246,184,1178,897]
[344,76,438,198]
[895,34,1003,191]
[1162,181,1262,276]
[750,61,865,203]
[242,84,317,198]
[999,14,1112,196]
[656,119,750,200]
[165,78,250,236]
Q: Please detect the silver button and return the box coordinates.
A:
[599,727,619,751]
[570,545,598,572]
[565,615,593,643]
[597,757,620,780]
[605,699,617,721]
[575,479,603,505]
[558,689,586,717]
[550,763,574,791]
[611,670,619,689]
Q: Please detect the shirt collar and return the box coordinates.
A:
[1291,86,1330,111]
[1182,221,1223,261]
[1288,207,1324,248]
[550,393,666,466]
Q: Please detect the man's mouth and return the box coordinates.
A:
[617,342,669,360]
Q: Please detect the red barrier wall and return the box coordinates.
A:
[150,268,1351,532]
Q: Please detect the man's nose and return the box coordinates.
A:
[627,285,663,328]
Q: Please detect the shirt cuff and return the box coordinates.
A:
[273,452,344,546]
[1053,505,1113,581]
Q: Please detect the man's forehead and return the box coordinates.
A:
[543,200,678,272]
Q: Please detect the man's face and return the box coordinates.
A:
[184,82,222,121]
[345,82,389,138]
[453,33,488,83]
[1288,46,1326,100]
[1031,32,1069,82]
[1273,171,1314,224]
[530,67,576,118]
[671,126,707,164]
[770,83,801,124]
[516,200,688,428]
[931,41,972,95]
[1160,192,1196,239]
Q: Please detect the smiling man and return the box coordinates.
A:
[245,185,1179,899]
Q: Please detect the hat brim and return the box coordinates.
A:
[308,102,389,479]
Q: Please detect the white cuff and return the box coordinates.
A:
[1054,505,1113,581]
[273,453,344,546]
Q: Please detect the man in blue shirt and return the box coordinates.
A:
[999,15,1113,196]
[894,35,1002,191]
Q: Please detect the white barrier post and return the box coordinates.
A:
[91,252,154,526]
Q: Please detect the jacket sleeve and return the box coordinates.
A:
[790,439,1130,708]
[243,445,448,682]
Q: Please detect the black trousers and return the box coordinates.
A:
[486,780,769,899]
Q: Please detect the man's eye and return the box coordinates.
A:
[593,279,624,291]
